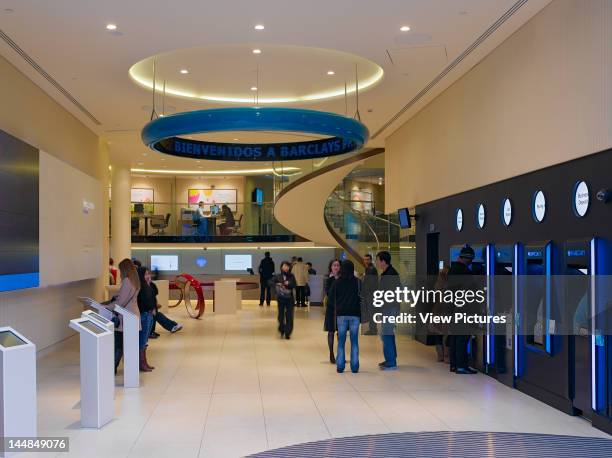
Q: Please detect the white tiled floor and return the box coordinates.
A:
[31,302,610,458]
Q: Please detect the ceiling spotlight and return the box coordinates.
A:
[233,138,239,141]
[252,48,262,54]
[250,86,258,91]
[254,24,265,30]
[327,71,335,76]
[400,25,411,32]
[106,23,118,31]
[180,69,189,74]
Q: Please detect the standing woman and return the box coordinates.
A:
[137,267,157,372]
[328,260,362,373]
[324,259,341,364]
[271,261,296,339]
[104,258,140,374]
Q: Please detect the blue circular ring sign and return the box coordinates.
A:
[141,107,369,161]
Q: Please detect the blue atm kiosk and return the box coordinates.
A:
[564,240,593,419]
[515,241,576,413]
[449,244,487,373]
[591,238,612,435]
[488,244,518,387]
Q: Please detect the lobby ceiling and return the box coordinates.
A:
[0,0,551,171]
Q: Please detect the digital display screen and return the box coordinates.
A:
[0,129,39,292]
[397,208,410,229]
[252,188,264,206]
[0,330,27,347]
[224,254,252,271]
[151,255,179,271]
[80,320,107,335]
[88,311,111,325]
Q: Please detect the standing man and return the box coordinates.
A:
[376,251,401,370]
[447,245,478,374]
[258,251,275,307]
[272,261,296,339]
[292,257,309,307]
[361,253,378,335]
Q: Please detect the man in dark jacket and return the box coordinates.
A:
[270,261,296,339]
[447,245,478,374]
[258,251,275,306]
[376,251,401,370]
[362,253,379,335]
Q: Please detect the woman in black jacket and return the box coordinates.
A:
[137,267,157,372]
[270,261,296,339]
[327,260,361,373]
[324,259,341,363]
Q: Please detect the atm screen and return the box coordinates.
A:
[525,260,546,348]
[567,266,590,335]
[0,330,27,347]
[504,267,513,273]
[81,320,106,335]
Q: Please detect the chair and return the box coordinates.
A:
[230,214,243,235]
[151,213,171,235]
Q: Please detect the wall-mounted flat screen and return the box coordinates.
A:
[224,254,252,271]
[151,255,179,271]
[0,129,39,292]
[398,208,411,228]
[252,188,264,206]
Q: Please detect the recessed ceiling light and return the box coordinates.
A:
[250,86,258,91]
[233,138,239,141]
[327,71,335,76]
[180,69,189,74]
[400,25,411,32]
[106,23,117,31]
[252,49,262,54]
[254,24,265,30]
[142,153,148,156]
[161,158,165,161]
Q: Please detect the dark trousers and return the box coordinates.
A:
[277,299,294,336]
[449,335,470,369]
[295,285,306,306]
[260,280,272,305]
[114,331,123,372]
[151,311,177,333]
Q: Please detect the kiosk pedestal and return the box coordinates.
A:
[156,280,170,313]
[214,279,239,314]
[0,327,37,448]
[114,305,139,388]
[69,318,114,429]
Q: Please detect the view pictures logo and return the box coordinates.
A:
[372,287,487,308]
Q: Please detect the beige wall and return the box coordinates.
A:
[385,0,612,211]
[0,54,107,351]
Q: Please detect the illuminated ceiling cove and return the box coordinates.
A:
[129,44,384,104]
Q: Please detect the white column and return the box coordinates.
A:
[110,164,131,263]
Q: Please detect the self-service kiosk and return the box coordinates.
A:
[488,244,517,387]
[564,240,593,419]
[590,238,612,435]
[69,317,114,429]
[0,327,37,446]
[516,241,575,413]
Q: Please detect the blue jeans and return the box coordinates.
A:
[381,333,397,367]
[337,316,360,373]
[139,311,154,351]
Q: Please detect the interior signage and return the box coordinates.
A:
[151,136,357,161]
[502,198,512,226]
[532,190,546,223]
[573,180,589,217]
[455,208,463,232]
[476,203,486,229]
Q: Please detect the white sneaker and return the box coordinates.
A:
[171,324,183,333]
